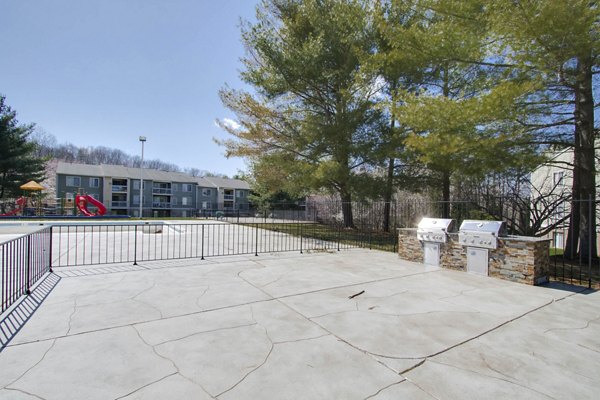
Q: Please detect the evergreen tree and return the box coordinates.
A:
[0,95,46,200]
[383,0,542,216]
[489,0,599,259]
[218,0,383,227]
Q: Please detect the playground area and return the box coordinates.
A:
[0,178,112,218]
[1,194,106,218]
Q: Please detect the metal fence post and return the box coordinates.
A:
[589,194,593,289]
[201,224,205,260]
[25,235,31,295]
[48,226,53,273]
[300,223,303,254]
[255,223,259,256]
[133,225,138,265]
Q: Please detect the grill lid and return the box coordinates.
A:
[459,220,506,236]
[417,217,455,232]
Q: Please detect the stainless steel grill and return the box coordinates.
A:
[417,217,455,243]
[458,220,507,250]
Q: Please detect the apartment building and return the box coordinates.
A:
[56,162,251,217]
[530,149,571,248]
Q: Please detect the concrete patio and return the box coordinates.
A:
[0,249,598,399]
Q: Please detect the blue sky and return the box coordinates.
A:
[0,0,259,177]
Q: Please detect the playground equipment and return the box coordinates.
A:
[75,194,107,217]
[0,197,27,216]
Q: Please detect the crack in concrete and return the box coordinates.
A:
[113,371,178,400]
[129,280,164,319]
[65,297,78,336]
[577,342,600,355]
[2,387,47,400]
[273,333,331,345]
[3,339,57,391]
[403,376,442,400]
[259,272,289,288]
[5,298,275,349]
[543,315,600,334]
[215,320,275,398]
[426,359,559,400]
[195,285,211,308]
[479,352,520,382]
[214,329,331,398]
[153,322,258,347]
[360,289,409,300]
[437,287,479,302]
[399,359,427,374]
[308,308,482,321]
[362,380,405,400]
[130,325,214,398]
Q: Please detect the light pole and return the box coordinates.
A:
[139,136,146,218]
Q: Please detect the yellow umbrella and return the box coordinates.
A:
[19,181,45,216]
[20,180,45,191]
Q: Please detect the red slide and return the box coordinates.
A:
[0,197,27,216]
[76,194,107,216]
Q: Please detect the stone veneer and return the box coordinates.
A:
[398,228,550,285]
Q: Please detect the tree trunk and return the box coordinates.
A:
[340,190,354,228]
[441,170,451,218]
[565,56,596,260]
[383,157,395,232]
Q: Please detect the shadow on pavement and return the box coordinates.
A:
[0,273,61,351]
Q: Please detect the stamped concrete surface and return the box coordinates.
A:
[0,249,598,399]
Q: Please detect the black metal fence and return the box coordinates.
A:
[50,221,387,267]
[1,227,52,313]
[210,199,600,288]
[2,198,598,314]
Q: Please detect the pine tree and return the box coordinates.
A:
[0,95,46,200]
[218,0,383,227]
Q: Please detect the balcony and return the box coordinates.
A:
[112,185,128,193]
[224,194,234,201]
[111,201,128,208]
[152,202,171,209]
[152,188,172,195]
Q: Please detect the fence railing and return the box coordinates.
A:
[1,227,52,313]
[49,221,395,268]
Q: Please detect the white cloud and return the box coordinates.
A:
[220,118,241,131]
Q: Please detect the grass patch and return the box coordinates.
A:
[241,222,397,253]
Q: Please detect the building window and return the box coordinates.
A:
[182,196,191,206]
[133,181,146,190]
[553,171,564,186]
[66,176,81,187]
[133,195,140,205]
[172,184,178,192]
[202,201,208,209]
[202,188,212,196]
[182,184,193,192]
[89,177,100,188]
[236,190,242,198]
[172,197,178,205]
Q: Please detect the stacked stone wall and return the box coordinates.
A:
[398,229,550,285]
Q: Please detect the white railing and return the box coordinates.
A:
[112,185,128,192]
